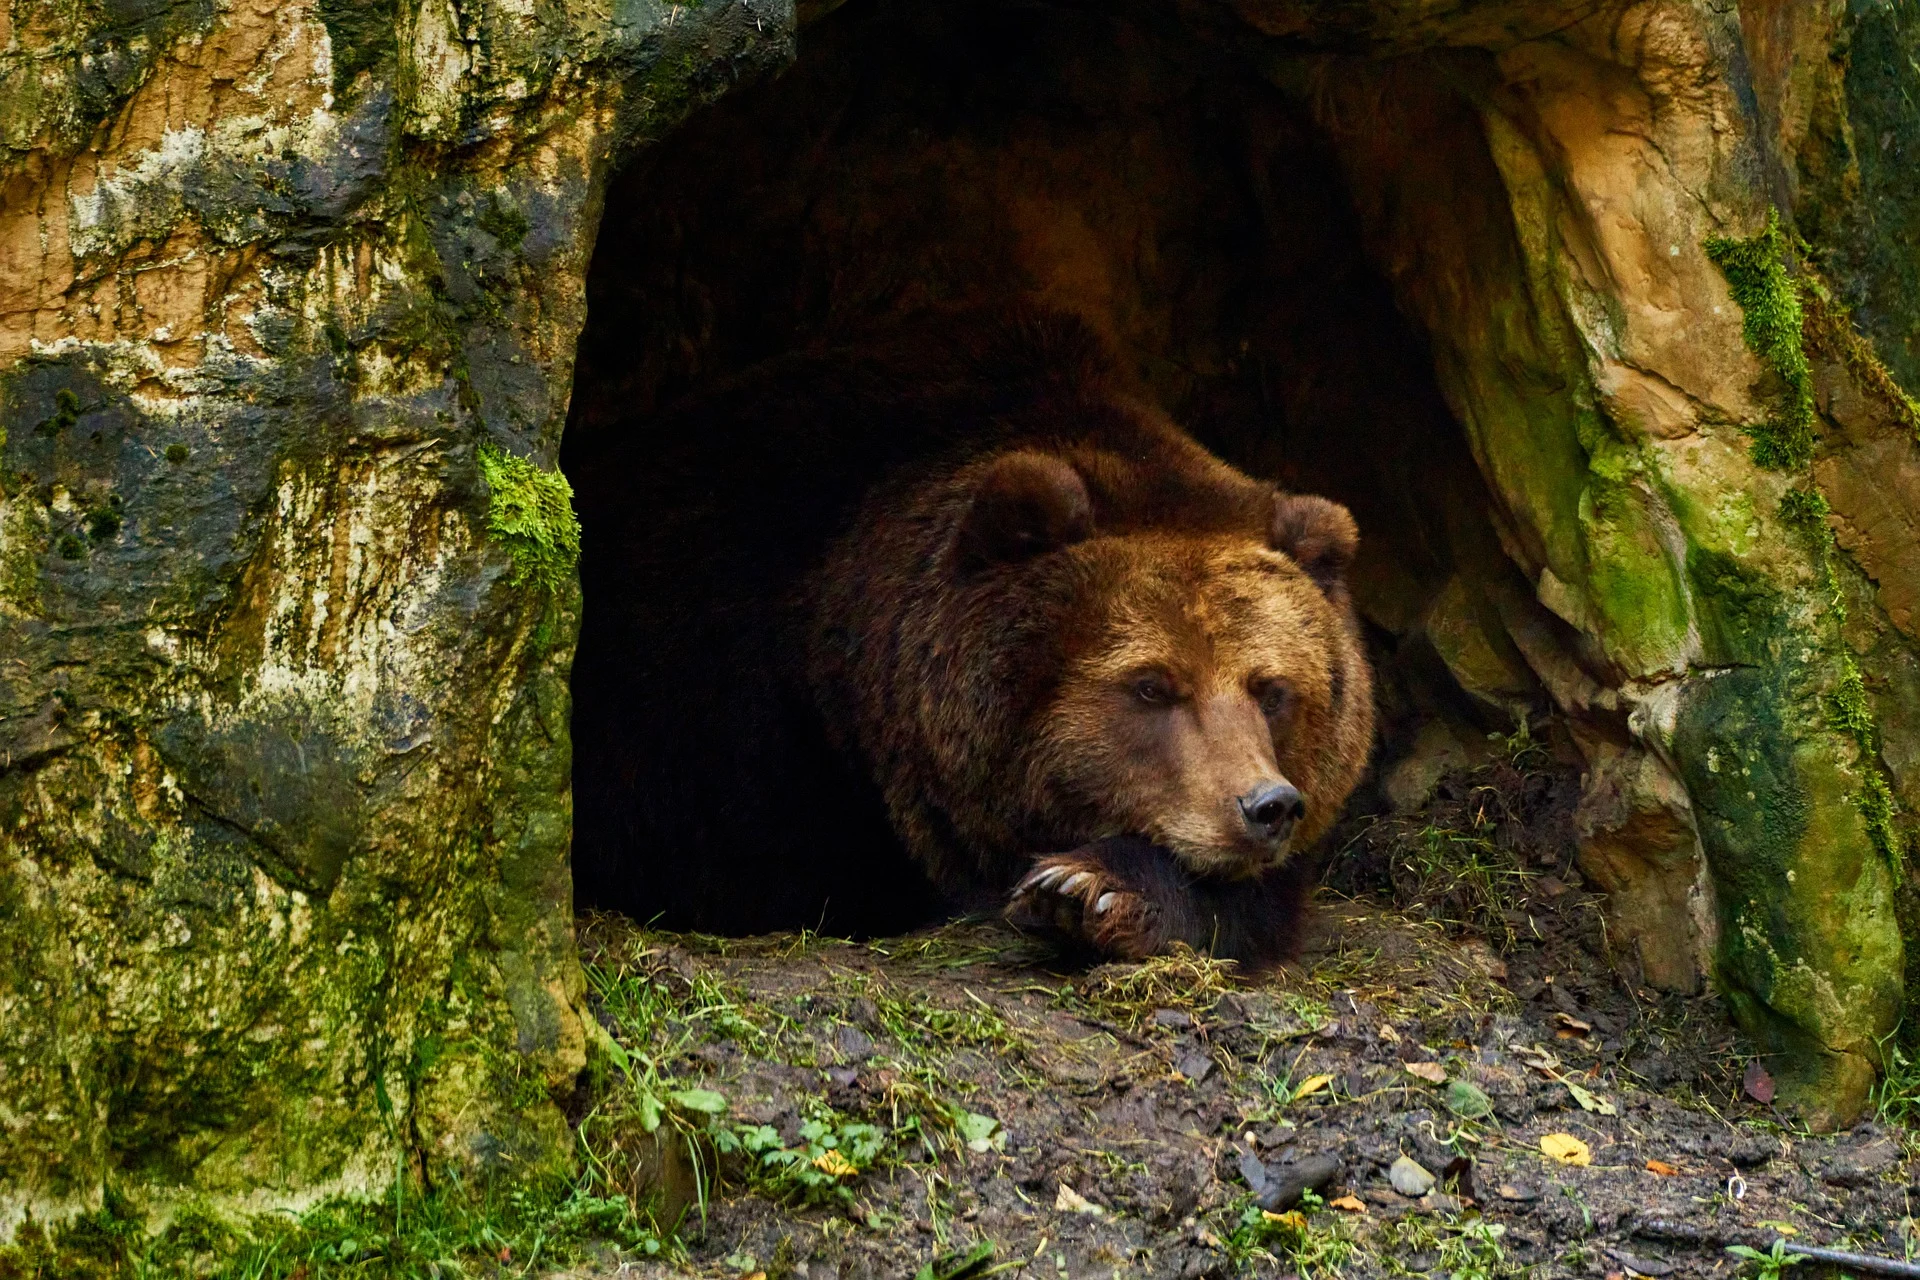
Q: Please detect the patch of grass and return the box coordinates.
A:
[1872,1028,1920,1132]
[1383,1212,1514,1280]
[1068,945,1241,1030]
[1216,1192,1357,1276]
[1394,808,1532,949]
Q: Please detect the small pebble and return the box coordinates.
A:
[1389,1154,1436,1198]
[1175,1050,1214,1082]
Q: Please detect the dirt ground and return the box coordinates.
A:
[548,743,1915,1280]
[559,891,1916,1280]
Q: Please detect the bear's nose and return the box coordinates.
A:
[1238,781,1306,842]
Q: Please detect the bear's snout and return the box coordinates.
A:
[1237,779,1305,847]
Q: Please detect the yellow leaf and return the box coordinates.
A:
[812,1150,859,1177]
[1404,1062,1447,1084]
[1539,1133,1591,1166]
[1262,1210,1307,1230]
[1055,1183,1104,1215]
[1328,1194,1367,1213]
[1756,1220,1798,1236]
[1293,1073,1337,1099]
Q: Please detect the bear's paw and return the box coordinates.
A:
[1006,850,1163,960]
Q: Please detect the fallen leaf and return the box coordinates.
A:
[669,1087,729,1115]
[1518,1046,1562,1075]
[1446,1079,1494,1120]
[1743,1060,1776,1104]
[1553,1012,1593,1035]
[1405,1062,1447,1084]
[1055,1184,1104,1215]
[1564,1081,1618,1116]
[812,1150,859,1177]
[1644,1160,1681,1177]
[1292,1072,1337,1100]
[1539,1133,1592,1166]
[1261,1210,1307,1230]
[1755,1220,1798,1236]
[1378,1024,1402,1044]
[955,1111,1004,1153]
[1328,1195,1366,1213]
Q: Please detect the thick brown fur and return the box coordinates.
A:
[570,311,1374,964]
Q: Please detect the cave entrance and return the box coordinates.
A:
[563,0,1564,934]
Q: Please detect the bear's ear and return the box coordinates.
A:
[1270,491,1358,591]
[958,452,1093,571]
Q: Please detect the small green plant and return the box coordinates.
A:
[1872,1027,1920,1130]
[477,442,580,594]
[913,1240,997,1280]
[1384,1213,1511,1280]
[1439,1218,1511,1280]
[1218,1195,1355,1277]
[1400,812,1529,948]
[731,1103,888,1206]
[1726,1239,1808,1280]
[1488,712,1551,772]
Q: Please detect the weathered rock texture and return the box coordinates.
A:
[0,0,789,1227]
[1,0,1915,1221]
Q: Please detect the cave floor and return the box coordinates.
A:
[561,899,1916,1280]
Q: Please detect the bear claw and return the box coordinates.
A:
[1007,854,1160,959]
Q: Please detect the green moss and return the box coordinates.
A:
[1685,544,1783,667]
[1776,486,1907,875]
[1706,210,1817,469]
[1802,284,1920,443]
[478,444,581,595]
[476,195,530,251]
[1777,484,1831,531]
[314,0,398,94]
[0,1168,666,1278]
[163,444,188,465]
[32,389,80,439]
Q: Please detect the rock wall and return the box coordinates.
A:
[0,0,789,1225]
[1,0,1915,1221]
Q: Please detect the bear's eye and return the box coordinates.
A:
[1132,675,1177,706]
[1255,681,1294,719]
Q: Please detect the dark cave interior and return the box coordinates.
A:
[562,0,1560,931]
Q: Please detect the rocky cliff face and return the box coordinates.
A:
[2,0,1915,1220]
[0,0,789,1225]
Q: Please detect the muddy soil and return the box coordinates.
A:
[559,885,1918,1280]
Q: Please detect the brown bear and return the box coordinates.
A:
[568,311,1373,966]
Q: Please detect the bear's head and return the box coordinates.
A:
[957,450,1374,880]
